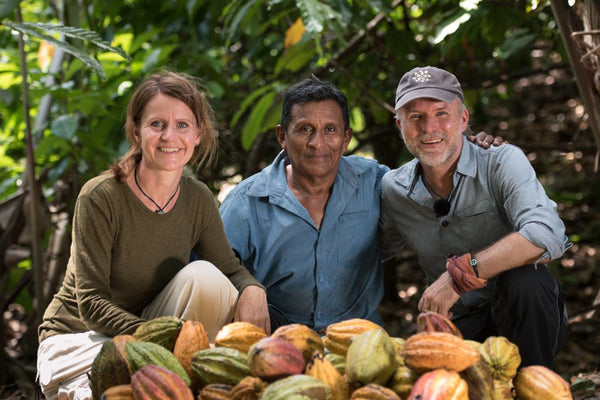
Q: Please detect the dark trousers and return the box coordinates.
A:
[268,304,291,332]
[452,264,567,368]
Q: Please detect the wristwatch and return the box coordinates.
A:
[470,256,480,278]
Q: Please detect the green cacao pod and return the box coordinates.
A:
[324,353,346,375]
[133,316,183,352]
[90,339,130,400]
[125,340,191,386]
[130,364,193,400]
[345,329,396,386]
[191,346,250,387]
[387,365,418,399]
[260,374,332,400]
[459,358,494,400]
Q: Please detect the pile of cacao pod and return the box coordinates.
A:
[90,312,573,399]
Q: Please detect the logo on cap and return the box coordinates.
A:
[413,69,431,83]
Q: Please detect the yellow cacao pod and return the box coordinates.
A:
[492,379,514,400]
[322,318,381,356]
[230,376,268,400]
[271,323,324,363]
[390,337,406,367]
[350,383,401,400]
[479,336,521,382]
[100,384,133,400]
[305,351,349,400]
[513,365,573,400]
[345,329,397,386]
[214,321,267,353]
[387,365,418,399]
[402,331,479,373]
[198,383,233,400]
[407,369,469,400]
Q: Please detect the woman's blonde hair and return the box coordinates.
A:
[111,71,217,181]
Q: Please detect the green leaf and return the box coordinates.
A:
[495,28,538,60]
[241,91,276,151]
[296,0,343,34]
[50,115,78,140]
[0,0,19,20]
[274,40,315,75]
[231,85,274,128]
[3,21,107,80]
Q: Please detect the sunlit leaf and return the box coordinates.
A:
[285,18,306,49]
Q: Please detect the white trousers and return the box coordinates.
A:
[37,260,239,400]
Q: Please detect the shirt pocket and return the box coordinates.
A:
[336,210,377,263]
[454,199,506,246]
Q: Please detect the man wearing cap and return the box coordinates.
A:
[379,66,570,368]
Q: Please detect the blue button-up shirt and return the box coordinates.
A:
[380,136,570,315]
[220,151,389,331]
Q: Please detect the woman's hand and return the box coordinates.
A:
[235,285,271,334]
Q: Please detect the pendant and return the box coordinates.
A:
[155,209,165,215]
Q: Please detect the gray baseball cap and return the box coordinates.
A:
[394,66,464,110]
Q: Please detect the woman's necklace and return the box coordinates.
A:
[134,167,180,214]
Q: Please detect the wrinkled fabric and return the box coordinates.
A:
[446,254,487,295]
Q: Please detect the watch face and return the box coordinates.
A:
[470,258,477,266]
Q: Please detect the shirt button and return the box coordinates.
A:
[442,220,449,227]
[319,275,324,282]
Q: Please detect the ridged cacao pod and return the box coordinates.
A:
[130,364,194,400]
[322,318,381,357]
[387,365,418,398]
[416,311,463,338]
[407,369,469,400]
[113,335,136,372]
[459,359,494,400]
[350,383,401,400]
[133,316,183,352]
[260,374,332,400]
[197,383,233,400]
[271,323,324,363]
[305,351,349,400]
[345,329,396,386]
[230,376,268,400]
[125,341,191,386]
[247,336,305,381]
[402,331,479,373]
[172,319,210,387]
[100,384,134,400]
[513,365,573,400]
[191,347,250,387]
[492,379,514,400]
[325,353,346,375]
[391,337,406,367]
[214,321,267,353]
[90,339,131,400]
[479,336,521,382]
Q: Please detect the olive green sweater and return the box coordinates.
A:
[39,173,262,342]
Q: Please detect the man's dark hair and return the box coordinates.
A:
[280,77,350,131]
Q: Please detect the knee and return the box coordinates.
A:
[177,260,236,296]
[496,265,560,305]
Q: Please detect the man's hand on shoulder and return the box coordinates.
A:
[235,285,271,334]
[468,131,506,149]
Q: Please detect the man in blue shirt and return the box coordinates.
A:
[380,66,570,367]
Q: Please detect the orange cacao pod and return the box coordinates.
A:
[130,364,194,400]
[172,319,210,381]
[100,384,133,400]
[214,321,267,353]
[479,336,521,382]
[513,365,573,400]
[271,323,324,363]
[322,318,381,356]
[416,311,463,338]
[350,383,401,400]
[402,331,479,373]
[407,369,469,400]
[198,383,233,400]
[305,351,349,400]
[230,376,268,400]
[247,336,305,381]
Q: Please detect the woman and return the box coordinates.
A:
[36,71,269,400]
